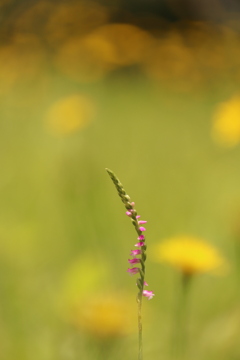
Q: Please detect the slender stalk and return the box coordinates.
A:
[137,294,143,360]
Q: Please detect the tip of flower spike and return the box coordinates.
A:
[143,290,155,300]
[105,168,112,174]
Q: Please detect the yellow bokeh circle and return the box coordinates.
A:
[45,94,95,135]
[212,95,240,147]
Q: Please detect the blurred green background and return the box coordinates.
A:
[1,0,240,359]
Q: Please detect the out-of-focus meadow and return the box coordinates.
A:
[2,0,240,359]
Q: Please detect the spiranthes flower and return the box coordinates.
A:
[212,95,240,147]
[153,235,226,275]
[106,169,154,298]
[106,168,154,360]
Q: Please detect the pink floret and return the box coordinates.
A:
[138,235,145,241]
[139,227,146,232]
[130,249,142,256]
[128,258,141,264]
[127,267,139,275]
[143,290,155,300]
[135,241,145,247]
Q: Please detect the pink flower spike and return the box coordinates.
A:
[139,227,146,232]
[127,267,139,275]
[144,281,149,286]
[130,249,142,256]
[128,258,140,264]
[143,290,155,300]
[135,241,145,247]
[138,220,147,224]
[138,235,145,241]
[126,211,132,216]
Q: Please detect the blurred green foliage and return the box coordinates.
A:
[1,1,240,360]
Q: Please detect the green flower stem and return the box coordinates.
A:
[172,272,191,360]
[137,295,143,360]
[106,168,146,360]
[233,239,240,297]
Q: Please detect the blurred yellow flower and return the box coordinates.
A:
[142,31,199,91]
[153,235,225,275]
[87,23,153,66]
[44,1,109,48]
[58,255,136,338]
[212,95,240,147]
[0,34,46,94]
[45,94,95,135]
[55,35,115,83]
[185,23,227,74]
[55,23,152,83]
[76,293,136,338]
